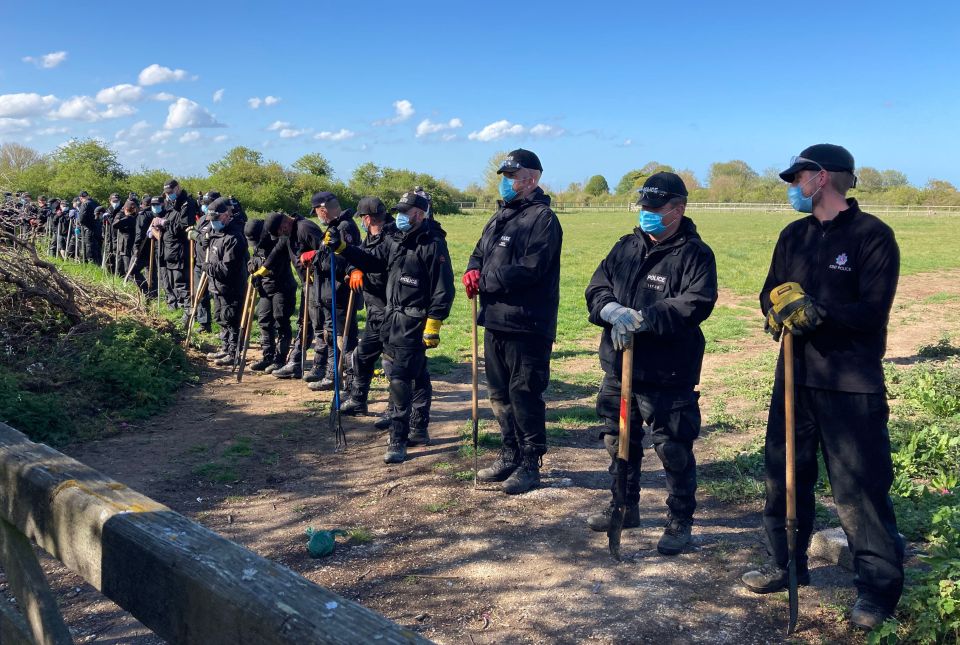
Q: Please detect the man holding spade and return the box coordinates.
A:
[740,144,904,631]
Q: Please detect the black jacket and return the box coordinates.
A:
[760,199,899,394]
[160,189,199,266]
[286,214,325,287]
[466,188,563,340]
[358,220,397,312]
[205,217,249,298]
[78,199,102,237]
[343,218,455,349]
[112,210,138,257]
[586,217,718,388]
[250,233,295,298]
[318,211,361,307]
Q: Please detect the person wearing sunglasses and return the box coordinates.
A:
[585,171,718,555]
[463,149,563,494]
[741,144,903,630]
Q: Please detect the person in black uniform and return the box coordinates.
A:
[102,192,123,274]
[201,197,249,366]
[77,191,102,263]
[740,144,903,630]
[132,195,157,296]
[112,199,142,287]
[464,149,563,494]
[325,189,455,464]
[266,210,325,380]
[304,191,361,392]
[585,172,718,555]
[160,179,200,315]
[244,217,296,372]
[187,191,217,336]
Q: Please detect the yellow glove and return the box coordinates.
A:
[323,228,346,254]
[423,318,442,348]
[769,282,824,335]
[253,266,270,278]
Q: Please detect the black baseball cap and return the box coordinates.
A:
[357,196,386,218]
[109,192,120,200]
[163,179,179,192]
[150,196,162,205]
[244,218,264,242]
[141,195,152,206]
[391,190,430,213]
[206,196,231,215]
[79,190,89,198]
[637,172,688,208]
[264,212,287,237]
[202,191,221,205]
[497,149,543,174]
[311,191,337,208]
[779,144,855,182]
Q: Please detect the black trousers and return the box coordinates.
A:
[213,293,242,353]
[596,377,700,519]
[763,383,904,612]
[309,299,358,376]
[257,288,295,363]
[187,264,211,325]
[166,263,190,310]
[384,345,432,442]
[484,329,552,458]
[352,308,386,400]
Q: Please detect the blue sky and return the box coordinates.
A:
[2,0,959,190]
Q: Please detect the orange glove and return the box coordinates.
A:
[349,269,364,291]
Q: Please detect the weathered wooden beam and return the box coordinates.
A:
[0,598,35,645]
[0,423,430,645]
[0,516,73,644]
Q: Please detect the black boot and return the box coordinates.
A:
[586,502,641,532]
[214,351,235,366]
[408,426,430,446]
[657,518,693,555]
[303,365,325,383]
[384,439,407,464]
[374,412,393,431]
[741,563,811,593]
[502,455,540,495]
[340,398,368,416]
[200,323,212,334]
[250,355,274,371]
[272,362,302,379]
[850,597,892,631]
[477,446,521,483]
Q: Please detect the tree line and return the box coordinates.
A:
[3,141,959,211]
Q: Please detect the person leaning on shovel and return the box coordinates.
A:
[740,144,904,632]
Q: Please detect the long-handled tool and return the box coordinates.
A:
[335,289,355,379]
[236,283,258,383]
[301,264,312,375]
[234,278,255,372]
[784,332,799,635]
[124,235,151,284]
[147,237,155,290]
[329,257,346,451]
[608,341,634,561]
[471,296,480,487]
[189,239,196,305]
[184,272,209,348]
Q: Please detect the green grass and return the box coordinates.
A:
[345,527,374,544]
[424,499,458,513]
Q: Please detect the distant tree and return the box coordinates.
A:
[708,160,759,202]
[126,168,173,199]
[584,175,610,196]
[675,168,701,193]
[0,143,42,174]
[614,162,675,194]
[47,139,127,200]
[292,153,333,178]
[856,167,884,193]
[207,146,296,212]
[922,179,960,206]
[881,169,909,189]
[483,150,511,196]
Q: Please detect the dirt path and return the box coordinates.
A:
[15,270,960,643]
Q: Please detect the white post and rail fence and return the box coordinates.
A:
[0,421,430,645]
[452,201,960,215]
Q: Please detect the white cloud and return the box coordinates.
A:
[467,120,565,141]
[114,120,151,140]
[213,134,228,142]
[49,96,133,122]
[152,92,176,102]
[37,126,69,136]
[375,99,414,125]
[314,129,356,141]
[213,89,224,103]
[266,120,291,131]
[179,131,201,143]
[0,118,31,133]
[416,117,463,138]
[22,51,68,69]
[138,63,193,86]
[95,84,143,104]
[279,128,310,139]
[163,98,224,129]
[467,120,526,141]
[248,95,280,109]
[150,130,173,143]
[529,123,565,138]
[0,93,58,118]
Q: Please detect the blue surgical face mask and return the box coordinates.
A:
[638,210,668,235]
[211,220,225,232]
[151,205,162,214]
[201,204,208,214]
[110,201,119,208]
[787,172,822,213]
[166,192,177,202]
[395,213,411,231]
[359,219,368,233]
[499,175,518,202]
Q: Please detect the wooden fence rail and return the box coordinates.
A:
[0,422,429,645]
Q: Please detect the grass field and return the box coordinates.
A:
[51,208,960,370]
